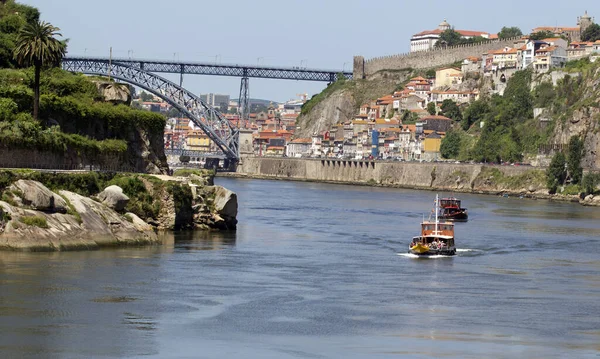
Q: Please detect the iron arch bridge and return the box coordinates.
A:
[62,58,239,160]
[63,56,352,128]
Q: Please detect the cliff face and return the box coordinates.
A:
[548,66,600,169]
[128,125,169,174]
[295,71,411,138]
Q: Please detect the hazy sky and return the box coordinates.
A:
[25,0,597,102]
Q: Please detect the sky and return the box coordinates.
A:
[24,0,597,103]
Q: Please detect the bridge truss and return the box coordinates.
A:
[64,57,353,82]
[62,58,239,160]
[64,56,353,123]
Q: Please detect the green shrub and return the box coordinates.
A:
[19,216,48,228]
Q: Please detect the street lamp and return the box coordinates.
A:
[342,62,348,72]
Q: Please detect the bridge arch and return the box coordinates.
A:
[62,58,239,160]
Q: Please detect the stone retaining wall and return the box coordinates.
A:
[236,157,545,195]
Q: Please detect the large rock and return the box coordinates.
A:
[8,180,68,213]
[0,185,159,252]
[94,82,132,105]
[98,185,130,212]
[212,186,238,230]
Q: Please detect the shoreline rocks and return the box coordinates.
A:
[0,174,239,252]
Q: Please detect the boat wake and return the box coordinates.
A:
[456,249,481,253]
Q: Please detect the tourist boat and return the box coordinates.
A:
[438,197,468,222]
[409,195,456,256]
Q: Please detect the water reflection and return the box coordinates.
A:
[164,230,237,251]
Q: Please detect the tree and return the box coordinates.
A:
[426,101,436,115]
[440,99,462,121]
[498,26,523,39]
[440,131,461,159]
[581,23,600,42]
[529,30,556,40]
[179,155,190,163]
[13,20,66,121]
[546,152,566,194]
[425,69,436,79]
[436,29,463,47]
[582,173,600,196]
[139,92,154,102]
[400,110,419,124]
[567,136,584,185]
[461,99,489,131]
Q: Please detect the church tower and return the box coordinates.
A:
[578,11,593,36]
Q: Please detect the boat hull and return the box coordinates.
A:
[440,210,468,222]
[408,248,456,256]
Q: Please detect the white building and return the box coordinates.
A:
[410,20,491,52]
[286,138,312,158]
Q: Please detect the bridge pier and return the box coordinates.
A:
[238,71,250,123]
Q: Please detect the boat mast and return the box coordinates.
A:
[435,194,439,234]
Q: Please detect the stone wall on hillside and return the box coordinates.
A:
[0,147,124,171]
[354,37,520,79]
[237,157,546,195]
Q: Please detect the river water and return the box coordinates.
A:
[1,178,599,358]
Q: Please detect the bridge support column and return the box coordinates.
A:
[238,73,249,124]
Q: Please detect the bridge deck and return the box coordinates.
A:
[63,57,352,82]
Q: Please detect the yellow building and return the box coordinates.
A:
[186,130,212,151]
[435,67,462,88]
[423,131,443,153]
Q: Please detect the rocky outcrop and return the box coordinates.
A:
[210,186,238,230]
[153,177,239,231]
[128,125,169,174]
[94,81,132,105]
[0,181,157,251]
[580,194,600,206]
[97,185,129,212]
[8,180,67,213]
[548,66,600,170]
[295,90,356,138]
[295,75,406,138]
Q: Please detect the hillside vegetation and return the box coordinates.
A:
[0,1,166,170]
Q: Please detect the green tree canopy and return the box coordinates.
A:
[529,30,556,40]
[567,136,584,185]
[498,26,523,39]
[440,99,462,121]
[139,91,154,102]
[13,20,66,121]
[581,23,600,42]
[546,151,566,194]
[436,29,462,47]
[582,172,600,196]
[440,131,461,159]
[461,99,489,131]
[426,101,436,115]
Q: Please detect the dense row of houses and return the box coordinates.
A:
[158,11,599,162]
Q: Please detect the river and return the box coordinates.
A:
[1,178,599,358]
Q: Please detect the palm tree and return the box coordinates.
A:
[13,20,66,121]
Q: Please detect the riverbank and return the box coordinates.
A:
[226,157,599,205]
[0,169,238,251]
